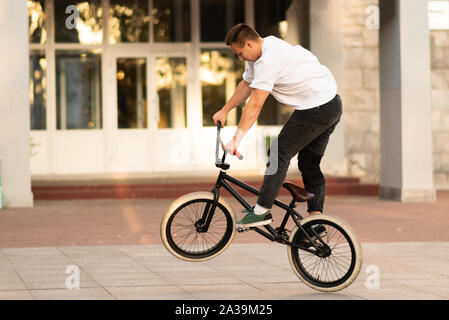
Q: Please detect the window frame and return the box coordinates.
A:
[28,0,296,133]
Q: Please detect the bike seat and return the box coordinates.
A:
[282,181,315,202]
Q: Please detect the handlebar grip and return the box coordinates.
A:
[234,150,243,160]
[216,120,243,160]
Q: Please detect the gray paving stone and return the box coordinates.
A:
[205,256,280,269]
[147,263,221,274]
[2,248,69,262]
[231,270,301,284]
[158,271,242,286]
[0,277,27,290]
[251,282,365,300]
[409,243,449,259]
[387,256,449,277]
[26,276,99,289]
[3,247,62,255]
[0,290,34,300]
[358,262,442,281]
[115,245,168,256]
[1,242,449,299]
[86,269,160,278]
[0,270,20,277]
[81,265,150,274]
[30,287,115,300]
[0,265,16,272]
[25,280,91,290]
[347,284,446,300]
[95,278,172,287]
[180,284,273,300]
[88,271,171,287]
[106,285,195,300]
[390,278,449,299]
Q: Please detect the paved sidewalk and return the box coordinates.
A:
[0,192,448,300]
[0,242,448,300]
[1,192,449,247]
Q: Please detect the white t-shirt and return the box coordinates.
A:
[242,36,337,110]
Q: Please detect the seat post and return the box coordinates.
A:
[288,199,296,209]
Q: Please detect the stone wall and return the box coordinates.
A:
[342,0,380,183]
[340,0,449,188]
[431,30,449,188]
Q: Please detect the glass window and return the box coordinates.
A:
[117,58,147,129]
[255,0,309,48]
[201,49,244,126]
[56,51,102,130]
[54,0,103,44]
[109,0,150,44]
[29,51,47,130]
[156,57,187,128]
[254,0,307,126]
[200,0,244,42]
[153,0,191,42]
[28,0,46,44]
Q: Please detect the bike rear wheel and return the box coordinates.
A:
[161,192,236,262]
[287,215,363,292]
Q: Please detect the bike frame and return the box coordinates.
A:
[216,169,303,235]
[195,122,330,254]
[197,171,328,254]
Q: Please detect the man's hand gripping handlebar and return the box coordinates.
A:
[216,121,244,161]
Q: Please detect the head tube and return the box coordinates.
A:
[215,121,230,169]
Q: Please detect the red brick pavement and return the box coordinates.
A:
[0,192,448,248]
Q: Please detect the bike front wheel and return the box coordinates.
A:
[287,214,363,292]
[161,192,236,262]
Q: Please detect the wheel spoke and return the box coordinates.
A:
[167,199,232,257]
[294,219,357,288]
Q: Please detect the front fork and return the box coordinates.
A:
[194,185,221,233]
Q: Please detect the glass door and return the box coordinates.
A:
[116,57,148,129]
[111,54,152,172]
[149,53,191,172]
[153,55,188,129]
[109,51,189,173]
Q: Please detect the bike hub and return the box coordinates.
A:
[194,220,207,233]
[316,245,332,258]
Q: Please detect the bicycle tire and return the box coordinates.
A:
[287,214,363,292]
[161,192,236,262]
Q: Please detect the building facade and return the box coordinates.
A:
[343,0,449,191]
[0,0,446,207]
[27,0,326,178]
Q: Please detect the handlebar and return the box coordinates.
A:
[215,122,243,169]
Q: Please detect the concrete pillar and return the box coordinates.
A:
[310,0,347,175]
[0,1,34,207]
[379,0,435,201]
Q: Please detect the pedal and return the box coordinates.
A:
[236,227,250,233]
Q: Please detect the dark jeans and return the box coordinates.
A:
[257,94,343,212]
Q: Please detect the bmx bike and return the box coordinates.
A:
[161,122,363,292]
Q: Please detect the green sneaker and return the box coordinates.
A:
[236,208,273,229]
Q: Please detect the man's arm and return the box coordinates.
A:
[213,80,252,127]
[225,88,270,154]
[223,80,252,113]
[237,88,270,132]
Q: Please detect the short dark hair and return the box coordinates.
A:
[225,23,260,47]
